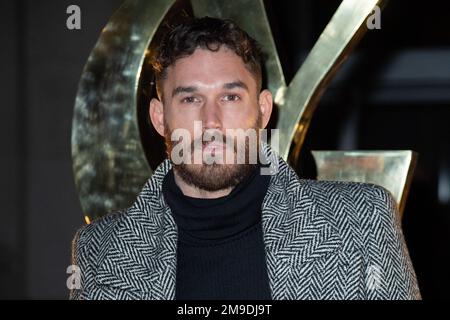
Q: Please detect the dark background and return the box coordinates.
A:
[1,0,449,299]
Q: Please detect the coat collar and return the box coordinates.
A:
[94,144,342,299]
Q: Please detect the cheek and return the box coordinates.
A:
[166,115,199,138]
[165,105,198,128]
[221,107,259,128]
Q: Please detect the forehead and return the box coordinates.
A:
[165,46,256,89]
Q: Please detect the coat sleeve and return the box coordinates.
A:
[69,224,93,300]
[364,185,422,300]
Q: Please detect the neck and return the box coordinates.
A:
[173,170,233,199]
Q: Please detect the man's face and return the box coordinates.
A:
[150,45,273,191]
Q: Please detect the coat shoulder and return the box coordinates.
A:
[297,178,397,218]
[299,178,393,198]
[274,157,395,213]
[289,178,401,246]
[71,210,127,266]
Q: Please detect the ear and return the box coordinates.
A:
[149,97,165,137]
[258,89,273,129]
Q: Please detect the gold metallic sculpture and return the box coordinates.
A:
[72,0,176,220]
[72,0,415,221]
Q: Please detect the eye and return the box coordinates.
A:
[222,94,241,102]
[180,96,199,104]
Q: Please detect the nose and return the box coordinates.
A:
[201,100,222,130]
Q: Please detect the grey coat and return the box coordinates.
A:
[70,145,421,300]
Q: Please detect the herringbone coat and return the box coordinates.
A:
[70,146,421,300]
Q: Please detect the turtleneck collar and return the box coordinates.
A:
[162,165,271,245]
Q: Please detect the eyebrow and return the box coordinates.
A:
[171,86,197,98]
[223,80,249,91]
[171,80,249,98]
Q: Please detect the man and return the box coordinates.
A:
[70,17,421,300]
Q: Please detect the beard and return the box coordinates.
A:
[164,113,262,192]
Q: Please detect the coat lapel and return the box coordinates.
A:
[94,160,178,299]
[260,146,342,299]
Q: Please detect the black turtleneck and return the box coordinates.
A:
[162,165,272,300]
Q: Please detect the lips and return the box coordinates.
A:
[202,141,225,154]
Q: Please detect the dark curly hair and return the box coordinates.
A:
[151,16,264,100]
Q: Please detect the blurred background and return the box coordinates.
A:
[0,0,449,299]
